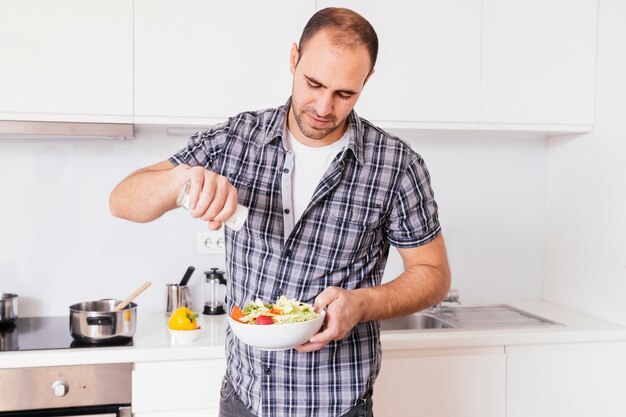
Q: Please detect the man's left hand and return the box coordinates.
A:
[295,286,365,353]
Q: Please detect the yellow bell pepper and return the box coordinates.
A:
[168,307,199,330]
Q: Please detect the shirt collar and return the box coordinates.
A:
[263,98,364,165]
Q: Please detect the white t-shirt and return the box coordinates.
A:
[285,129,349,224]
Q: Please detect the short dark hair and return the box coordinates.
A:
[298,7,378,71]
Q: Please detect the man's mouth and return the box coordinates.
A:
[306,112,334,128]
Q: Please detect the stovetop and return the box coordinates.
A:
[0,316,132,352]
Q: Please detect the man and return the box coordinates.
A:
[110,7,450,417]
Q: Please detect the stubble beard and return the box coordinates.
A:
[291,101,340,141]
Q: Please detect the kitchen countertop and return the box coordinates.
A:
[1,301,625,369]
[380,301,626,351]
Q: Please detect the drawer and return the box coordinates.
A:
[132,359,226,413]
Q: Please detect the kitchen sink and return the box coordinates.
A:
[380,304,564,332]
[380,313,456,331]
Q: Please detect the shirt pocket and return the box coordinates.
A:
[228,174,275,241]
[315,201,383,260]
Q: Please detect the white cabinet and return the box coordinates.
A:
[506,342,626,417]
[319,0,597,133]
[318,0,482,129]
[134,0,316,125]
[374,347,506,417]
[480,0,598,129]
[132,359,225,416]
[0,1,598,132]
[0,0,133,123]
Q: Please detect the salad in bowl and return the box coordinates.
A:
[228,295,325,350]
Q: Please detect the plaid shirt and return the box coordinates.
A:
[170,100,440,417]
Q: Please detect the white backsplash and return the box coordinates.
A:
[0,125,546,316]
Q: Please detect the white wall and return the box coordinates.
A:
[384,130,546,306]
[0,126,225,317]
[543,0,626,325]
[0,123,546,317]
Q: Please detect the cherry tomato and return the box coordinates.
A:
[255,315,274,325]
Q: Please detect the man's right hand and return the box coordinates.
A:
[179,164,239,230]
[110,160,239,229]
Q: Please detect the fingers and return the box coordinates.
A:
[191,172,216,217]
[294,311,341,352]
[207,221,222,231]
[212,187,239,222]
[183,167,238,225]
[308,324,336,344]
[186,167,205,211]
[196,175,231,222]
[314,286,339,311]
[296,340,327,353]
[296,287,365,352]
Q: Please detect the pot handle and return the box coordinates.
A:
[86,316,113,326]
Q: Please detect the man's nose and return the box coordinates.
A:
[314,92,333,117]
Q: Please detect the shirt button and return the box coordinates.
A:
[274,289,283,298]
[284,209,290,214]
[283,168,289,174]
[285,249,292,257]
[265,367,272,375]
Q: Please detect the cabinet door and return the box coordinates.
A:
[506,342,626,417]
[134,411,217,417]
[0,0,133,123]
[317,1,481,128]
[132,359,226,413]
[374,347,506,417]
[481,0,597,127]
[134,0,316,125]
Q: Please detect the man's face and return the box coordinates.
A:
[288,30,373,146]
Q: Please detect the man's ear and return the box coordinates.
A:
[290,42,300,75]
[363,68,375,86]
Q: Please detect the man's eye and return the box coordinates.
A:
[307,82,321,89]
[338,93,351,100]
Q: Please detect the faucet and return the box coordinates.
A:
[430,289,461,313]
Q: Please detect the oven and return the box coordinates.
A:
[0,363,131,416]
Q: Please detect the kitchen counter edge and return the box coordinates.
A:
[1,301,625,368]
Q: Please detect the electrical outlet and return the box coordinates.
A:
[196,230,225,254]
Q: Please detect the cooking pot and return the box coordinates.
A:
[0,293,18,326]
[69,299,136,344]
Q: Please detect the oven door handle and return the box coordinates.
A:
[47,406,130,417]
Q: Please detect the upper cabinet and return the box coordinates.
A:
[318,0,482,130]
[319,0,597,133]
[0,0,133,123]
[480,0,598,130]
[0,1,598,133]
[133,0,316,125]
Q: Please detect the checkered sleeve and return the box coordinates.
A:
[385,152,441,247]
[168,119,231,170]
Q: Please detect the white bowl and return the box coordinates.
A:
[168,327,202,344]
[228,310,326,351]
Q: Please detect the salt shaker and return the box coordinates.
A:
[176,180,248,231]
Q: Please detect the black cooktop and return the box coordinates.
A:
[0,316,132,352]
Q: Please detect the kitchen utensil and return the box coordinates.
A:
[69,299,137,344]
[202,268,226,315]
[165,283,192,316]
[0,293,18,326]
[112,281,152,312]
[176,180,249,231]
[179,266,195,286]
